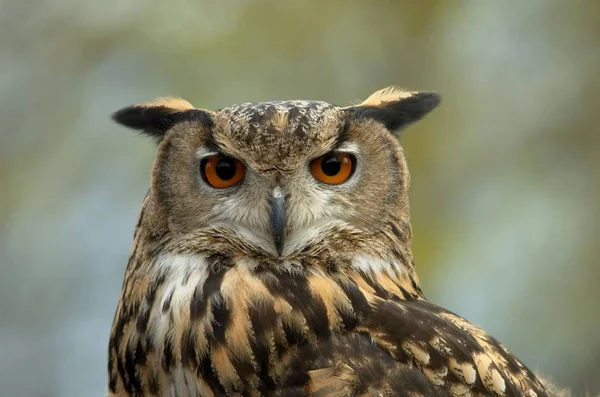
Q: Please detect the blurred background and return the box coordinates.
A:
[1,1,599,396]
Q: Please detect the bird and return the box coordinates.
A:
[107,87,559,397]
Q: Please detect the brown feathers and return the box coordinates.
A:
[347,86,442,134]
[108,246,550,396]
[112,96,213,142]
[107,88,555,397]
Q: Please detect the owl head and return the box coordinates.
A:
[113,87,440,262]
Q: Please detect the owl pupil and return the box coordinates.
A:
[321,155,341,176]
[216,158,236,180]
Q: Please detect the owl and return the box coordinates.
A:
[107,87,558,397]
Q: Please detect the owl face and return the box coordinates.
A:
[113,88,440,259]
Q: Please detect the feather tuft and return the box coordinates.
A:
[140,96,195,111]
[359,86,416,107]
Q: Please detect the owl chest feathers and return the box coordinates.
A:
[109,251,422,396]
[110,251,549,397]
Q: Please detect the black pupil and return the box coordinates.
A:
[321,155,342,176]
[215,158,237,180]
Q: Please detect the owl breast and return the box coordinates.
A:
[109,251,546,397]
[109,251,425,396]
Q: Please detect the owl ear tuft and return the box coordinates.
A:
[347,86,441,134]
[112,97,213,142]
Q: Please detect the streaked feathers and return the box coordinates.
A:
[107,88,555,396]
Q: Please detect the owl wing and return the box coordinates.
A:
[293,332,455,397]
[282,295,549,396]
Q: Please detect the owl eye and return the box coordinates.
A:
[201,155,246,189]
[310,152,355,185]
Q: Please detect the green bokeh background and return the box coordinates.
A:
[1,1,599,396]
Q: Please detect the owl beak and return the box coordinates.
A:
[271,187,286,256]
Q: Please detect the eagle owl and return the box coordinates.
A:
[108,87,554,396]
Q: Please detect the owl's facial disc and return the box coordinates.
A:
[197,145,360,257]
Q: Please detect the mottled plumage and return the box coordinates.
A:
[108,87,554,396]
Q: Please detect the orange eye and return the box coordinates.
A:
[201,155,246,189]
[310,152,355,185]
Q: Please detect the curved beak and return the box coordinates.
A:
[271,187,286,256]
